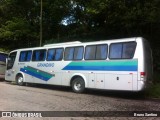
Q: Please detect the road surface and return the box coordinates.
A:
[0,81,159,120]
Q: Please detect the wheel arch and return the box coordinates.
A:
[15,72,26,82]
[70,73,87,87]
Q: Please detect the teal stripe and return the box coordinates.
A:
[24,66,53,78]
[68,60,138,66]
[62,60,138,71]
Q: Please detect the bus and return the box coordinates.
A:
[0,52,8,79]
[5,37,153,93]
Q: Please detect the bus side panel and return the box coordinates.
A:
[88,73,95,88]
[47,72,62,85]
[96,73,105,89]
[105,73,133,91]
[47,61,71,85]
[132,74,138,91]
[61,72,71,86]
[88,73,106,89]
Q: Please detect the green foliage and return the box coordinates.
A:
[147,83,160,98]
[153,71,160,83]
[0,0,160,54]
[0,17,38,49]
[145,71,160,98]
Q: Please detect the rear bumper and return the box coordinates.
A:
[137,80,152,91]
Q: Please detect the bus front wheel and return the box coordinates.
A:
[71,77,85,93]
[16,74,24,86]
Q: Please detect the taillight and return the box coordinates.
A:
[140,72,146,76]
[140,72,146,80]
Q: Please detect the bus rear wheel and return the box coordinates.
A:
[16,74,24,86]
[71,77,85,93]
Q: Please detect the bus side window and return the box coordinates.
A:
[36,51,40,61]
[32,50,46,61]
[64,47,74,60]
[109,43,122,59]
[19,51,26,61]
[96,44,108,60]
[26,51,32,61]
[85,45,96,60]
[74,46,83,60]
[55,48,63,60]
[109,42,136,59]
[47,49,55,61]
[39,50,46,61]
[122,42,136,59]
[19,51,32,62]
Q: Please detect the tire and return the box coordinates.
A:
[16,74,24,86]
[71,77,85,93]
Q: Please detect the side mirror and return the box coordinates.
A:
[6,58,10,65]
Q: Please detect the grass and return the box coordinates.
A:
[146,71,160,99]
[147,83,160,98]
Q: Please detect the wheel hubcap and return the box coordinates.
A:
[74,82,81,91]
[18,77,23,83]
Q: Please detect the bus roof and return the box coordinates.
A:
[9,37,143,52]
[44,41,81,47]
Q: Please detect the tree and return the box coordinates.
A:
[0,0,160,52]
[0,17,38,49]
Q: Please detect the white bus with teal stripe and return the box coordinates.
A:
[5,37,153,93]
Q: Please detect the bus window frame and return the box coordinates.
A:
[73,46,84,61]
[19,50,32,62]
[109,41,137,60]
[64,46,84,61]
[84,44,108,60]
[46,47,64,61]
[95,44,108,60]
[32,49,47,62]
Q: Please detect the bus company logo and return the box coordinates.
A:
[2,112,11,117]
[37,63,54,67]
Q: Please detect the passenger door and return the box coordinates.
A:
[5,52,17,81]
